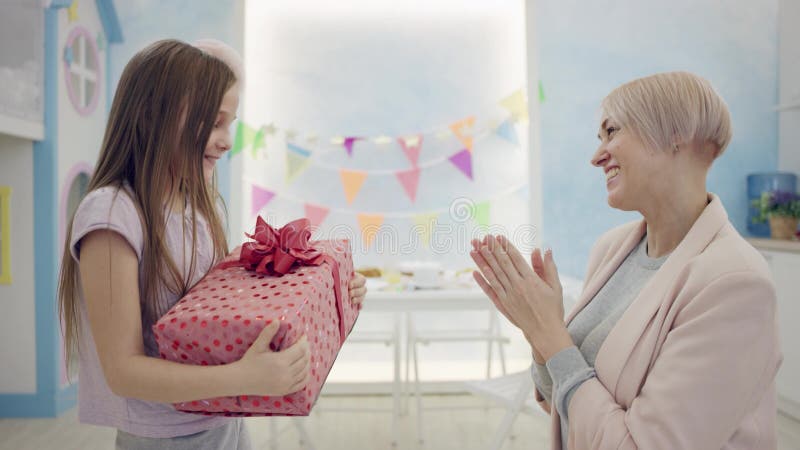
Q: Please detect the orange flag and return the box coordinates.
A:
[449,116,475,152]
[357,213,384,248]
[339,169,368,204]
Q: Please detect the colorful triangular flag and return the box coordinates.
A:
[538,80,545,103]
[287,142,312,157]
[395,167,421,202]
[472,201,491,228]
[343,137,361,157]
[230,121,256,158]
[495,119,519,145]
[304,203,330,228]
[448,149,473,180]
[339,169,368,204]
[251,128,266,158]
[357,213,384,248]
[251,184,275,216]
[412,212,439,248]
[286,143,312,183]
[499,89,529,122]
[286,152,311,183]
[450,117,475,152]
[397,135,423,166]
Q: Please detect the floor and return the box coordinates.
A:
[1,394,799,450]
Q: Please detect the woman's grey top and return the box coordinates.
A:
[532,235,668,448]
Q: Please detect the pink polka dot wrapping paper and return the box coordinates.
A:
[152,239,358,416]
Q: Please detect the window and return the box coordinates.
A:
[63,26,101,116]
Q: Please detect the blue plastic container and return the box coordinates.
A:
[747,172,798,236]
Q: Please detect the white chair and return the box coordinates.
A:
[462,369,543,450]
[459,276,584,450]
[315,311,404,447]
[406,308,510,444]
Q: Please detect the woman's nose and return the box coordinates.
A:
[591,144,608,167]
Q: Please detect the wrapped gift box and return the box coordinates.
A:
[153,217,358,416]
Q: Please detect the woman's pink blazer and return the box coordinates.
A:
[536,194,782,449]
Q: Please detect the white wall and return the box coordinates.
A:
[778,0,800,175]
[0,134,37,393]
[244,0,536,378]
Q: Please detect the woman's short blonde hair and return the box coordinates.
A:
[601,71,732,157]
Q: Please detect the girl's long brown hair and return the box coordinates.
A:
[58,39,236,371]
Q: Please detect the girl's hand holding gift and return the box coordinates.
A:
[349,273,367,305]
[234,320,311,396]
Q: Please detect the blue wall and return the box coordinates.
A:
[535,0,779,278]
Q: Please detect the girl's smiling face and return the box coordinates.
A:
[203,84,239,183]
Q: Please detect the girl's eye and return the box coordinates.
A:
[606,126,618,137]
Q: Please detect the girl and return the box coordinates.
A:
[58,39,368,449]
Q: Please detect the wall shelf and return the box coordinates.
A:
[747,237,800,254]
[0,114,44,141]
[774,101,800,112]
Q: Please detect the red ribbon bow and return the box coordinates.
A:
[224,216,348,344]
[238,217,324,276]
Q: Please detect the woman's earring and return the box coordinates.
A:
[673,144,679,153]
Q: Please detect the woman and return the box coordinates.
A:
[470,71,781,449]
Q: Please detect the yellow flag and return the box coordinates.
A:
[412,213,439,248]
[286,152,310,183]
[339,169,368,204]
[357,213,384,248]
[499,89,529,122]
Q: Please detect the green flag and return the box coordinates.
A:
[230,121,256,159]
[473,201,491,228]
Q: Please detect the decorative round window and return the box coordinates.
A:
[63,26,101,116]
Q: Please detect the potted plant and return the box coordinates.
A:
[751,190,800,240]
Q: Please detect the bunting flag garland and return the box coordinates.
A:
[448,149,473,180]
[343,137,362,157]
[304,203,330,227]
[251,184,275,216]
[450,116,475,152]
[395,167,421,202]
[412,212,439,248]
[499,88,528,122]
[231,88,527,156]
[357,213,384,248]
[472,201,491,228]
[339,169,368,204]
[245,178,525,219]
[397,135,423,166]
[495,118,519,145]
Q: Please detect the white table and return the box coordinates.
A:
[350,277,583,446]
[350,288,491,446]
